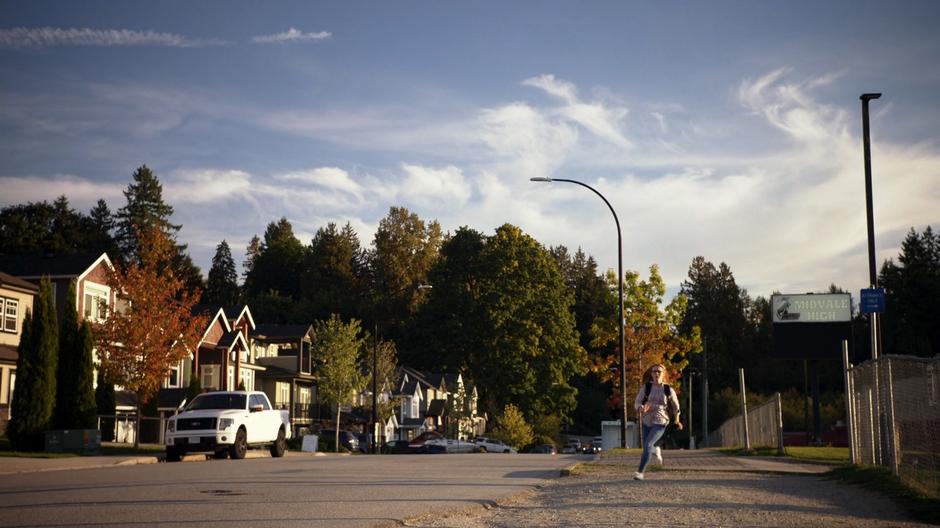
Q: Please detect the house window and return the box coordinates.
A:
[227,367,234,390]
[1,298,18,333]
[276,382,290,407]
[83,284,109,322]
[167,362,181,388]
[240,369,253,391]
[201,365,218,390]
[411,397,418,418]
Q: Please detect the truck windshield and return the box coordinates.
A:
[186,393,247,411]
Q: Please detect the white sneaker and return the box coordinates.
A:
[633,472,644,480]
[654,446,663,466]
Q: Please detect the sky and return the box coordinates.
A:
[2,1,939,303]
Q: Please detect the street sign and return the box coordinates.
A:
[860,288,885,313]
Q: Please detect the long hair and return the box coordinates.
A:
[642,363,669,384]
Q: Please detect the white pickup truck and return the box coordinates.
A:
[165,391,291,461]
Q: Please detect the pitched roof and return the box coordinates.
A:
[251,324,313,341]
[0,253,109,279]
[0,271,39,293]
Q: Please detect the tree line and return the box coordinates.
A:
[3,164,937,443]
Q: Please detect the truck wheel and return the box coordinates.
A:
[270,427,287,458]
[166,447,182,462]
[230,427,248,460]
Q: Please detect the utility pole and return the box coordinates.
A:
[861,92,882,360]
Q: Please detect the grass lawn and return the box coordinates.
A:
[0,437,164,458]
[717,445,850,464]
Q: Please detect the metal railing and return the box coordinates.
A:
[846,355,940,498]
[704,393,785,452]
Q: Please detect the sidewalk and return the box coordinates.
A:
[597,448,835,474]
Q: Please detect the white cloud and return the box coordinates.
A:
[400,164,472,209]
[164,169,254,204]
[0,174,123,208]
[0,27,225,49]
[522,74,579,104]
[275,167,364,198]
[251,28,331,44]
[522,74,632,149]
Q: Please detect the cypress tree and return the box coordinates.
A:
[95,370,116,442]
[8,278,58,450]
[185,375,202,406]
[56,280,79,429]
[74,321,97,428]
[7,310,33,448]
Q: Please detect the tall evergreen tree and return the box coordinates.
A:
[86,199,119,258]
[880,226,940,357]
[95,370,116,442]
[115,165,180,259]
[370,207,442,339]
[244,218,305,300]
[302,222,367,322]
[114,165,203,294]
[203,240,239,306]
[679,257,750,392]
[8,278,58,450]
[73,321,98,429]
[55,280,80,429]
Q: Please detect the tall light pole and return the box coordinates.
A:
[531,176,628,448]
[861,93,882,360]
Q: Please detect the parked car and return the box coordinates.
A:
[356,433,373,453]
[528,443,557,454]
[320,430,359,452]
[382,439,417,454]
[561,439,581,454]
[473,437,517,453]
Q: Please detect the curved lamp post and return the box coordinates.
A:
[530,177,628,448]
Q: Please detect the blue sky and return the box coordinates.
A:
[2,1,939,302]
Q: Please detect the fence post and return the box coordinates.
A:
[739,368,750,450]
[885,357,899,476]
[867,388,876,465]
[842,340,857,464]
[775,392,785,455]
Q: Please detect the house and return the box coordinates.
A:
[0,271,39,435]
[393,367,486,441]
[250,323,319,437]
[0,253,115,325]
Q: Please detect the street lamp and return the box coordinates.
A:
[530,176,628,449]
[371,283,432,453]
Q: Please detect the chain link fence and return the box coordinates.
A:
[846,355,940,499]
[705,393,784,452]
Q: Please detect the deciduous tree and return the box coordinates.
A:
[490,403,533,449]
[93,226,206,448]
[313,314,366,452]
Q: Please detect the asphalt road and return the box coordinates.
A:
[0,452,585,527]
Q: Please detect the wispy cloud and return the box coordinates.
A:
[251,28,331,44]
[0,27,226,49]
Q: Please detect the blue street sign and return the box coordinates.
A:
[860,288,885,313]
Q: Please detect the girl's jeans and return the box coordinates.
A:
[638,422,666,473]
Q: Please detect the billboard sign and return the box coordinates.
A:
[771,293,852,360]
[772,293,851,323]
